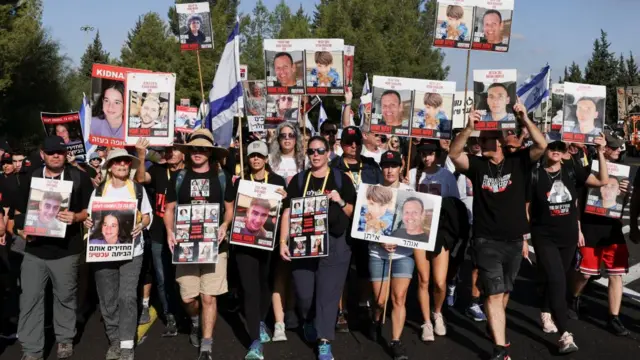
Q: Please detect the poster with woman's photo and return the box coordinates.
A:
[304,39,345,96]
[175,106,198,135]
[471,0,514,52]
[370,76,415,136]
[433,0,476,49]
[473,69,517,130]
[410,80,456,139]
[350,184,442,251]
[264,39,306,95]
[230,180,283,251]
[125,72,176,146]
[584,161,630,219]
[40,112,86,158]
[244,80,267,132]
[176,2,214,51]
[265,94,300,128]
[550,84,564,131]
[344,45,355,88]
[86,198,137,262]
[173,203,220,264]
[289,196,329,258]
[23,178,73,239]
[561,82,606,145]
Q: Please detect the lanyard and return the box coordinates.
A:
[250,171,268,183]
[303,169,330,195]
[43,168,65,181]
[343,158,361,186]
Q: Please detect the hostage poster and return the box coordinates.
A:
[473,69,517,130]
[350,184,442,251]
[471,0,514,52]
[125,72,176,146]
[176,2,214,51]
[173,203,220,264]
[243,80,267,132]
[584,161,630,219]
[370,76,415,136]
[175,106,198,134]
[23,178,73,239]
[265,94,300,128]
[86,198,137,262]
[264,39,306,95]
[410,79,456,139]
[40,112,86,158]
[289,196,329,259]
[561,82,606,145]
[230,180,283,251]
[433,0,476,49]
[304,39,345,96]
[344,45,355,88]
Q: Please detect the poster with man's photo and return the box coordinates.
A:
[370,76,415,136]
[125,72,176,146]
[40,112,86,158]
[265,94,300,128]
[289,196,329,258]
[244,80,267,132]
[175,106,198,135]
[584,161,630,219]
[433,0,476,49]
[452,91,474,129]
[410,80,456,139]
[351,184,442,251]
[86,198,137,262]
[550,84,565,131]
[264,39,306,95]
[473,69,517,130]
[23,178,73,238]
[561,82,606,145]
[176,2,213,51]
[471,0,514,52]
[343,45,355,88]
[173,203,220,264]
[230,180,283,251]
[304,39,345,96]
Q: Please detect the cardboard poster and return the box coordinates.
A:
[561,82,606,144]
[125,72,176,146]
[175,106,198,135]
[240,64,248,81]
[410,80,456,139]
[230,180,283,251]
[176,2,214,51]
[452,91,474,129]
[243,80,267,132]
[304,39,345,96]
[370,76,415,136]
[173,203,220,264]
[351,184,442,251]
[473,69,517,130]
[360,93,373,132]
[40,112,86,158]
[289,196,329,259]
[265,94,300,129]
[86,198,137,262]
[550,84,564,131]
[472,0,514,52]
[264,39,306,95]
[584,161,630,219]
[180,98,191,107]
[434,0,476,49]
[344,45,355,88]
[626,86,640,115]
[23,178,73,239]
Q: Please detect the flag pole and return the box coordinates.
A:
[196,49,206,107]
[545,68,552,132]
[302,96,308,139]
[381,254,393,324]
[238,116,245,180]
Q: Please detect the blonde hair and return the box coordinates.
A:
[446,5,464,19]
[314,51,333,66]
[423,93,443,108]
[366,186,394,205]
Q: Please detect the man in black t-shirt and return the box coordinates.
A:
[449,101,547,360]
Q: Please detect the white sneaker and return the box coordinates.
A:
[541,312,558,334]
[272,322,287,342]
[421,320,434,342]
[432,312,446,336]
[558,331,578,354]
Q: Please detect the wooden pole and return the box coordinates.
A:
[381,254,394,325]
[302,96,308,139]
[196,50,206,109]
[463,49,472,120]
[405,141,412,180]
[238,116,245,180]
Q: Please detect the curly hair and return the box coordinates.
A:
[269,122,305,173]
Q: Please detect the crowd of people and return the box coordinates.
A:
[0,93,639,360]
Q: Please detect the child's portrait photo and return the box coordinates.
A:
[356,185,397,236]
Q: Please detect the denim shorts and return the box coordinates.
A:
[369,256,415,282]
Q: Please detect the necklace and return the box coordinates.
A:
[545,167,562,183]
[487,159,505,180]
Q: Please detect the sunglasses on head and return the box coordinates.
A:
[279,133,295,140]
[306,148,327,156]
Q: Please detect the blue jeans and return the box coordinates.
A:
[151,241,177,316]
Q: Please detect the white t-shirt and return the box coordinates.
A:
[368,183,415,260]
[361,147,383,164]
[270,155,301,185]
[89,184,153,258]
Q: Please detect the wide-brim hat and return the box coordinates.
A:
[185,128,229,160]
[103,148,141,170]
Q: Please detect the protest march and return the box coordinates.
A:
[3,1,640,360]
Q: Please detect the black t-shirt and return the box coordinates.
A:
[147,164,181,237]
[463,148,532,241]
[284,169,356,237]
[0,173,20,212]
[16,166,93,260]
[230,172,287,198]
[529,161,587,245]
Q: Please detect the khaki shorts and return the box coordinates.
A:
[176,251,228,299]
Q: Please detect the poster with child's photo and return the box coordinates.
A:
[264,39,306,95]
[473,69,517,130]
[410,80,456,139]
[561,82,606,145]
[125,72,176,146]
[303,39,345,96]
[173,203,219,264]
[86,198,137,262]
[472,0,514,52]
[351,184,442,251]
[584,161,630,219]
[176,2,214,51]
[433,0,476,49]
[288,195,329,258]
[230,180,283,251]
[370,76,416,136]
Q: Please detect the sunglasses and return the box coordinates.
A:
[279,133,296,140]
[45,150,66,156]
[191,147,210,153]
[112,158,132,165]
[248,153,266,159]
[321,129,338,136]
[306,148,327,156]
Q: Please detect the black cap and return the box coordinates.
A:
[547,141,567,152]
[42,136,66,153]
[1,152,11,165]
[380,151,402,167]
[605,132,623,149]
[417,142,438,153]
[96,146,107,151]
[341,126,362,145]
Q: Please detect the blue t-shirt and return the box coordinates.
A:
[357,206,395,236]
[409,167,460,198]
[438,22,468,42]
[311,68,341,87]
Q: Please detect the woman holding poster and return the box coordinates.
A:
[84,148,152,360]
[279,136,356,360]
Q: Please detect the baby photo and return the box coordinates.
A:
[357,185,397,236]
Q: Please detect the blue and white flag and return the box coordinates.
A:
[204,18,243,148]
[79,93,95,157]
[358,73,371,124]
[318,102,328,132]
[362,73,371,96]
[516,65,550,112]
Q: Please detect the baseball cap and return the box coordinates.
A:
[547,141,567,152]
[89,152,101,161]
[605,132,623,149]
[247,141,269,157]
[42,136,66,153]
[417,142,438,153]
[379,151,402,167]
[341,126,362,145]
[96,146,107,151]
[1,152,12,165]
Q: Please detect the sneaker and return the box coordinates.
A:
[608,316,630,336]
[190,324,201,348]
[259,322,271,343]
[432,313,446,336]
[245,340,264,360]
[540,312,558,334]
[390,340,409,360]
[138,306,151,325]
[421,321,434,342]
[120,348,134,360]
[197,350,213,360]
[558,331,578,354]
[488,346,510,360]
[272,322,287,342]
[162,314,178,337]
[446,283,457,307]
[568,296,586,320]
[57,343,73,359]
[367,320,381,342]
[21,355,43,360]
[106,344,121,360]
[303,322,317,343]
[466,303,487,322]
[335,311,349,333]
[317,340,334,360]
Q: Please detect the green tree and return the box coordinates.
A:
[616,54,629,86]
[120,12,177,72]
[279,5,311,38]
[584,30,619,124]
[627,52,639,85]
[564,62,583,83]
[240,0,272,80]
[79,31,110,77]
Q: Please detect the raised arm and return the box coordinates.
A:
[135,138,152,184]
[513,99,547,161]
[449,110,479,172]
[585,135,609,187]
[342,87,353,128]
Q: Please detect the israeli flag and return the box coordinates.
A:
[357,73,371,125]
[318,102,328,132]
[204,18,243,148]
[79,93,95,156]
[516,65,550,112]
[362,73,371,96]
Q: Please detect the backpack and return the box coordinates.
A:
[175,169,227,217]
[297,168,343,194]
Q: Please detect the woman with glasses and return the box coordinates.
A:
[279,136,356,360]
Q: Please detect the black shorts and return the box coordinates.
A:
[471,238,523,296]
